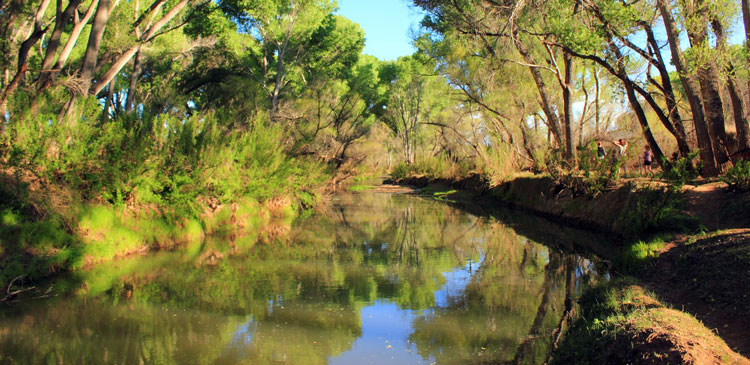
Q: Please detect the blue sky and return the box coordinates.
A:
[335,1,746,65]
[336,0,424,61]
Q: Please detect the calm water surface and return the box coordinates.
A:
[0,192,606,364]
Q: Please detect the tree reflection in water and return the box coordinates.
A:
[0,192,604,364]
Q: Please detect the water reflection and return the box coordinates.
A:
[0,192,604,364]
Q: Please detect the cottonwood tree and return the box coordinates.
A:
[0,0,211,120]
[381,55,449,165]
[220,0,335,118]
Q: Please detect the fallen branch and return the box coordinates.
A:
[1,275,37,303]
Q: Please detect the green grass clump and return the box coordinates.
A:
[659,152,699,188]
[0,208,79,286]
[390,155,474,181]
[616,236,669,273]
[616,187,700,236]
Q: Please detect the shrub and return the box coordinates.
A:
[659,152,699,189]
[721,160,750,192]
[390,162,411,180]
[2,109,326,219]
[617,187,700,236]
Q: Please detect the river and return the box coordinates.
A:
[0,191,607,364]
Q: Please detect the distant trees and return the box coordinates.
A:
[413,0,750,176]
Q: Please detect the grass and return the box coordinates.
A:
[551,279,743,364]
[616,235,671,274]
[348,184,375,192]
[0,193,299,288]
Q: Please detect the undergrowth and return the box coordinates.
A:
[0,104,329,288]
[390,155,473,181]
[722,159,750,192]
[616,186,700,236]
[616,235,671,274]
[659,152,699,188]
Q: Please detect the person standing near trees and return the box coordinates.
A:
[642,145,653,175]
[597,141,607,160]
[613,139,629,176]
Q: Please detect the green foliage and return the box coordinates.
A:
[575,141,621,197]
[616,235,670,273]
[477,144,517,185]
[0,100,328,286]
[390,162,411,180]
[390,155,474,181]
[0,208,79,286]
[617,187,699,236]
[3,109,324,220]
[659,152,700,189]
[721,160,750,192]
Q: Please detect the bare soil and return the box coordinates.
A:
[642,182,750,357]
[643,229,750,357]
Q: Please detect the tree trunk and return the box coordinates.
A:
[684,0,730,166]
[514,38,563,149]
[594,67,600,136]
[0,0,52,115]
[643,23,692,157]
[727,77,750,151]
[562,51,576,164]
[104,78,114,118]
[712,18,750,151]
[80,0,114,92]
[612,44,666,167]
[742,0,750,107]
[39,0,83,85]
[578,76,589,147]
[16,0,52,73]
[48,0,99,86]
[125,45,143,112]
[89,0,189,96]
[657,0,718,175]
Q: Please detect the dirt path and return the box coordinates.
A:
[682,182,750,230]
[643,230,750,356]
[640,183,750,356]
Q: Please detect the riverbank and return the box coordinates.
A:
[0,165,326,294]
[387,173,750,362]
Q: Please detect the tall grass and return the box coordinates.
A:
[0,104,328,286]
[391,155,474,180]
[476,144,517,185]
[3,109,325,218]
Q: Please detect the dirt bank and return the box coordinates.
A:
[641,230,750,356]
[388,173,750,361]
[389,174,699,238]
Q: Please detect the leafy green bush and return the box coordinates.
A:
[555,141,621,198]
[617,187,699,236]
[721,160,750,192]
[659,151,699,189]
[2,109,326,220]
[390,162,411,180]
